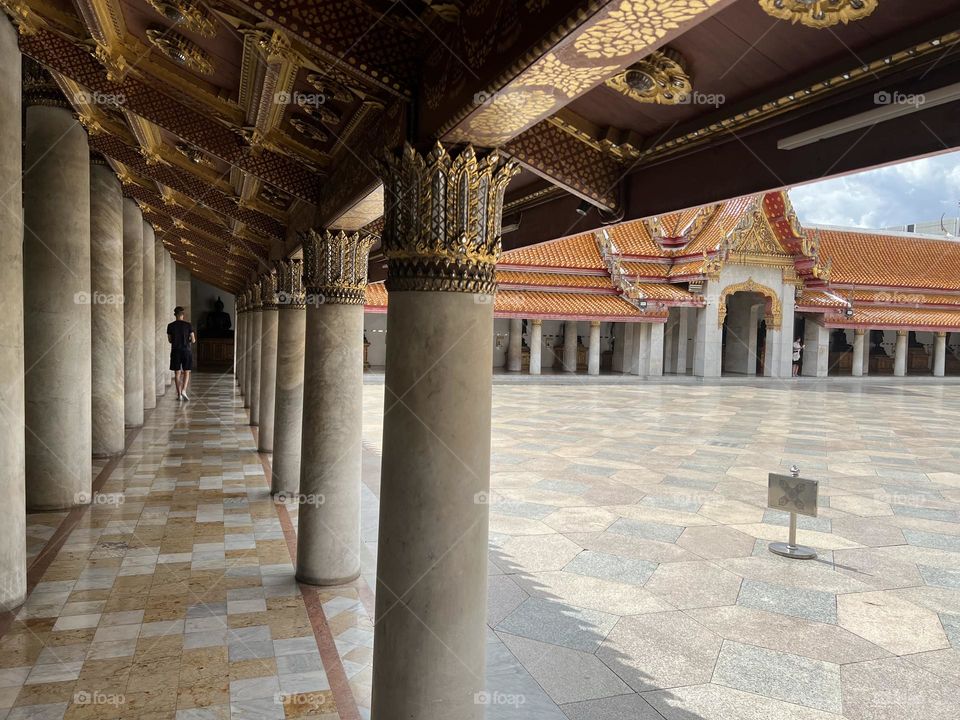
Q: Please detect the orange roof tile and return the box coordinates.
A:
[825,306,960,330]
[668,259,706,277]
[495,290,666,320]
[495,270,612,289]
[621,261,670,278]
[501,232,604,270]
[850,289,960,307]
[796,290,847,308]
[680,196,756,256]
[605,221,662,256]
[634,283,700,302]
[818,228,960,291]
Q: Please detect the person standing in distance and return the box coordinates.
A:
[167,306,196,400]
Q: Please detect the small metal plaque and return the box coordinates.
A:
[767,473,819,517]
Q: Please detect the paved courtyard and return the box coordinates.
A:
[362,377,960,720]
[2,374,959,719]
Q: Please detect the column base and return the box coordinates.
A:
[295,569,361,587]
[92,450,124,459]
[124,422,143,429]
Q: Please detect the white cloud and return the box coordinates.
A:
[789,150,960,229]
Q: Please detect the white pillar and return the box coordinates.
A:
[507,317,522,371]
[648,322,664,376]
[122,199,144,426]
[562,320,578,372]
[676,308,690,375]
[587,321,601,375]
[777,285,797,379]
[257,272,279,452]
[694,292,722,378]
[852,330,865,377]
[862,329,872,375]
[934,332,946,377]
[894,331,908,377]
[622,323,636,374]
[802,320,829,378]
[142,221,156,410]
[663,317,676,374]
[529,319,542,375]
[632,323,650,376]
[0,15,25,610]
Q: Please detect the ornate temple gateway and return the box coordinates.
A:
[364,191,960,378]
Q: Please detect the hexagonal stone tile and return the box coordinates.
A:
[736,579,837,624]
[842,657,960,720]
[711,641,842,714]
[837,591,948,655]
[644,683,845,720]
[676,525,757,559]
[644,561,742,609]
[494,598,618,653]
[597,611,722,692]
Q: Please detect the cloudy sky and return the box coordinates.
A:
[788,149,960,230]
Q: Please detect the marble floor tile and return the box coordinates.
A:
[643,682,844,720]
[841,657,960,720]
[495,598,619,653]
[837,591,949,655]
[644,561,742,609]
[736,579,838,624]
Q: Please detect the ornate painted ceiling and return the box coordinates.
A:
[4,0,960,293]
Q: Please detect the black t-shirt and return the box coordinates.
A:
[167,320,193,350]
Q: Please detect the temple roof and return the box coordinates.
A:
[816,227,960,292]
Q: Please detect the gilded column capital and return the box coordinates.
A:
[22,57,71,109]
[236,291,246,314]
[531,318,542,327]
[250,282,263,310]
[937,331,947,338]
[854,328,865,336]
[896,330,908,337]
[378,142,519,294]
[301,229,375,305]
[259,269,279,310]
[275,258,306,309]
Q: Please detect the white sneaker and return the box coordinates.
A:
[182,391,189,401]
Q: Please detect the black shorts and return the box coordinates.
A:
[170,348,193,371]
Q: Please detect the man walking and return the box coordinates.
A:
[167,306,196,400]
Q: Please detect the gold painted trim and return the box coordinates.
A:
[718,278,782,329]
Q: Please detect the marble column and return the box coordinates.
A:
[371,144,517,720]
[242,290,253,406]
[297,231,374,584]
[236,294,246,394]
[676,307,690,375]
[694,284,722,377]
[249,284,263,423]
[934,332,946,377]
[142,221,156,410]
[802,321,829,378]
[563,320,578,372]
[621,323,636,374]
[632,323,650,376]
[648,322,665,376]
[507,317,522,371]
[23,65,92,510]
[663,317,676,374]
[861,328,871,375]
[0,16,25,610]
[529,319,542,375]
[154,241,166,398]
[271,260,306,495]
[894,330,908,377]
[166,253,174,387]
[257,271,279,452]
[122,199,144,426]
[852,329,865,378]
[587,321,601,375]
[90,156,125,456]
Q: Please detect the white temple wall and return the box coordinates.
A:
[364,313,388,367]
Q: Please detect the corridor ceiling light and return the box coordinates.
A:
[759,0,878,29]
[777,82,960,150]
[576,200,592,216]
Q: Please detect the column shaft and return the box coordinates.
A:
[852,330,865,377]
[802,321,829,377]
[166,254,174,386]
[142,221,156,410]
[257,305,279,451]
[23,98,92,510]
[249,308,263,423]
[648,322,665,376]
[676,308,690,375]
[934,333,946,377]
[0,16,25,609]
[90,161,125,456]
[507,317,522,371]
[529,319,542,375]
[272,303,306,495]
[122,199,144,426]
[587,321,601,375]
[563,320,577,372]
[154,241,166,397]
[894,331,908,377]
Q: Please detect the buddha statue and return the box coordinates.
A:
[201,296,233,338]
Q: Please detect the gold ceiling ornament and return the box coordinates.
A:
[718,278,783,329]
[448,89,556,147]
[147,0,217,38]
[76,112,107,136]
[301,229,375,305]
[758,0,878,28]
[261,184,292,210]
[289,115,329,144]
[305,74,356,103]
[146,26,215,75]
[516,53,619,98]
[300,101,341,127]
[377,143,519,294]
[274,258,306,309]
[0,0,42,35]
[92,42,130,82]
[175,141,214,167]
[605,48,692,105]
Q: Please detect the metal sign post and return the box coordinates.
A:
[767,465,818,560]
